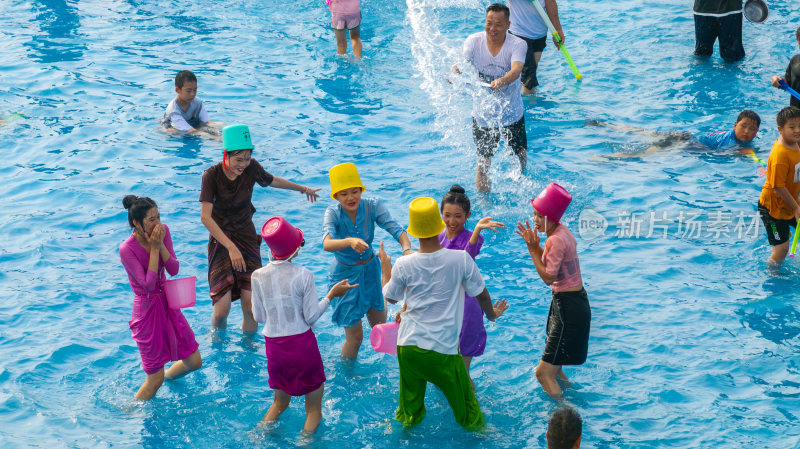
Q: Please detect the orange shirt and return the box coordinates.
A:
[759,139,800,220]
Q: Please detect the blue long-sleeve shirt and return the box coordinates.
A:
[322,197,405,265]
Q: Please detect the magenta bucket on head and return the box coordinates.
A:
[261,216,304,260]
[163,276,197,309]
[370,321,400,355]
[531,183,572,224]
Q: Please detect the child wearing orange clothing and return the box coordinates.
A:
[758,106,800,267]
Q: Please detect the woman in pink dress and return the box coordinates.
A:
[119,195,202,400]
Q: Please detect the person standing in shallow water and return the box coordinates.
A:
[693,0,745,62]
[516,183,590,401]
[381,197,508,428]
[322,162,412,359]
[329,0,362,58]
[119,195,202,400]
[200,124,320,333]
[507,0,566,96]
[437,185,506,388]
[456,3,528,192]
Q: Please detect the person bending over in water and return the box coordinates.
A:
[587,109,760,158]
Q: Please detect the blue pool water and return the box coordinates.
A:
[1,0,799,447]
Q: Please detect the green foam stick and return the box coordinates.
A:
[530,0,582,80]
[790,224,799,258]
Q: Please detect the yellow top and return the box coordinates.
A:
[759,139,800,220]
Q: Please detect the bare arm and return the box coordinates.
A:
[775,186,800,219]
[395,301,407,322]
[378,242,399,304]
[186,128,221,139]
[516,221,557,285]
[200,201,246,272]
[269,176,321,202]
[322,234,369,253]
[544,0,565,46]
[398,232,412,253]
[200,202,235,250]
[475,288,509,321]
[469,217,505,245]
[490,61,523,90]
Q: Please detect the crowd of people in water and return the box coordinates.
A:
[115,1,800,447]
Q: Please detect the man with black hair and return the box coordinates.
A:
[457,3,528,192]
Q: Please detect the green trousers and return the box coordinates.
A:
[395,345,484,429]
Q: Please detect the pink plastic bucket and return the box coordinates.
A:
[261,216,304,260]
[370,321,400,355]
[531,183,572,224]
[163,276,197,309]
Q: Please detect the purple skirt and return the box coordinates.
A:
[460,293,487,357]
[265,329,326,396]
[129,291,199,375]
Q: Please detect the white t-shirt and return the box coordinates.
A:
[508,0,548,39]
[161,97,209,132]
[251,260,331,338]
[463,32,527,128]
[382,248,486,355]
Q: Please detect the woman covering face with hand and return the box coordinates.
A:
[119,195,202,400]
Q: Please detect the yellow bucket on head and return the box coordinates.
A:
[407,197,445,239]
[329,163,366,199]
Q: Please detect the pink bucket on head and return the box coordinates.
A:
[531,183,572,224]
[261,216,304,260]
[163,276,197,309]
[370,321,400,355]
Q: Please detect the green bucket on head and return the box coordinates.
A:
[222,124,254,154]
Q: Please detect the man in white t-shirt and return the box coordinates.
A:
[380,197,508,429]
[458,3,528,192]
[507,0,565,96]
[160,70,222,139]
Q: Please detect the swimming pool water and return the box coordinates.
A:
[1,0,799,447]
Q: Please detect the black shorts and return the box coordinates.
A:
[758,202,797,245]
[510,33,547,90]
[693,13,745,62]
[472,116,527,159]
[542,288,591,366]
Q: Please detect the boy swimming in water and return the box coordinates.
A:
[588,110,760,158]
[161,70,222,138]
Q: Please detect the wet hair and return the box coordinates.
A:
[736,110,760,127]
[440,184,471,214]
[226,149,252,158]
[174,70,197,89]
[122,195,157,229]
[776,106,800,127]
[796,26,800,42]
[547,408,582,449]
[486,3,510,20]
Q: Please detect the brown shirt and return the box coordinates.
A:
[199,160,274,234]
